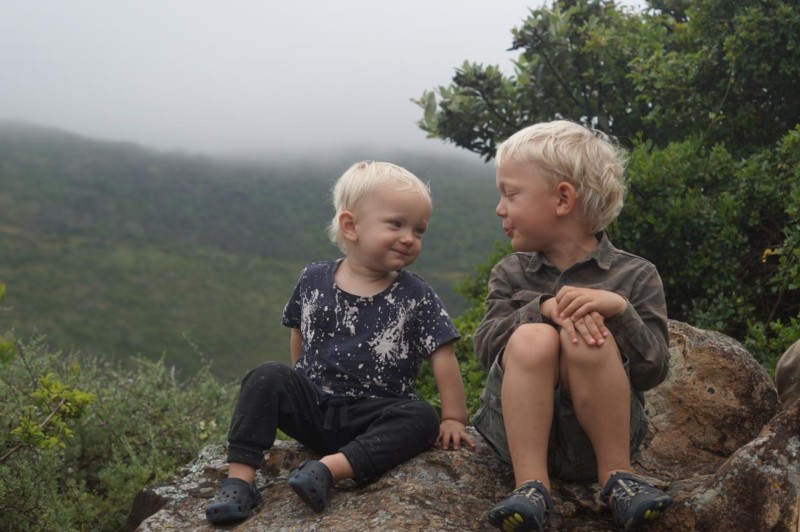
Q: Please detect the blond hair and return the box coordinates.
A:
[496,120,628,233]
[327,161,431,252]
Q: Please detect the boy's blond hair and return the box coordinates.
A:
[496,120,628,233]
[327,161,431,253]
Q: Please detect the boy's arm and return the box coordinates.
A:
[290,328,302,367]
[603,267,670,390]
[429,343,475,450]
[473,259,551,369]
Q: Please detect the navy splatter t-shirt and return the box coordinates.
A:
[281,260,460,401]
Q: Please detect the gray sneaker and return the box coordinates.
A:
[487,480,553,531]
[600,471,672,529]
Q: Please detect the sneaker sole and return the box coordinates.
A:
[488,504,544,532]
[624,497,672,530]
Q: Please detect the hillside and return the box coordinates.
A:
[0,121,502,379]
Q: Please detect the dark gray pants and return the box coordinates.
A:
[226,362,440,481]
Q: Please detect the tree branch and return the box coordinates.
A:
[0,397,68,465]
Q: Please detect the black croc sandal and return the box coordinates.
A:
[205,477,262,524]
[287,459,333,512]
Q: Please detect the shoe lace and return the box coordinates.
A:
[515,481,549,510]
[608,477,649,512]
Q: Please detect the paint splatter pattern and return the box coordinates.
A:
[282,260,459,401]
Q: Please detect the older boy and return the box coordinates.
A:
[472,121,672,530]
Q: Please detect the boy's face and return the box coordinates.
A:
[347,185,431,272]
[495,160,561,253]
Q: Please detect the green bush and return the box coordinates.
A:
[418,129,800,397]
[416,242,512,418]
[415,0,800,375]
[613,128,800,369]
[0,335,236,531]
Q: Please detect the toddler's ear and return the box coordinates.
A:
[339,211,358,241]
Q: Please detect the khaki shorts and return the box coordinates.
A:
[472,354,648,482]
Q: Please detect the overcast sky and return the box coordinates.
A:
[0,1,546,159]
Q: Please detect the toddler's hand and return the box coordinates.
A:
[436,419,475,450]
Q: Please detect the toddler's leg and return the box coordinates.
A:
[287,397,439,513]
[338,398,440,481]
[226,361,323,472]
[500,323,560,490]
[207,362,322,524]
[558,330,630,485]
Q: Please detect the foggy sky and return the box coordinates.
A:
[1,1,540,158]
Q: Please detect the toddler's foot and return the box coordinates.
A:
[487,480,553,531]
[288,459,333,512]
[600,471,672,530]
[205,477,262,524]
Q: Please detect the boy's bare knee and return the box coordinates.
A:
[560,331,620,372]
[503,324,560,371]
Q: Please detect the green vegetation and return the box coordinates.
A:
[0,123,500,530]
[416,0,800,372]
[0,122,500,379]
[3,1,799,530]
[0,331,235,531]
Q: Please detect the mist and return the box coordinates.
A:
[0,1,537,159]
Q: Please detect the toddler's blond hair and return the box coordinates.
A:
[327,161,431,253]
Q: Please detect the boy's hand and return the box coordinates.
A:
[546,306,606,347]
[436,419,475,450]
[566,311,608,347]
[544,287,626,347]
[554,286,627,320]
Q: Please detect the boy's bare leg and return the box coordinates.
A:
[501,323,560,490]
[559,330,631,486]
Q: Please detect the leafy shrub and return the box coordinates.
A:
[613,128,800,368]
[416,242,512,418]
[0,334,236,531]
[418,128,800,394]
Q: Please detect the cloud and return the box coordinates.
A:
[0,0,532,157]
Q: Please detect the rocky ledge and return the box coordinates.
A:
[126,321,799,531]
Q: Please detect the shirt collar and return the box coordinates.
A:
[527,232,614,272]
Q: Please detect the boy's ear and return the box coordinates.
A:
[339,211,358,241]
[555,182,577,215]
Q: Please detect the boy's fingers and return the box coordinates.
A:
[573,319,597,345]
[583,316,605,345]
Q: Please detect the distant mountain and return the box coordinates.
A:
[0,122,502,379]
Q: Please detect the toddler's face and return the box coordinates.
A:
[349,185,432,272]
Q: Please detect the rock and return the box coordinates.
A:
[638,321,780,478]
[126,322,798,531]
[126,428,512,532]
[776,338,800,408]
[649,400,800,531]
